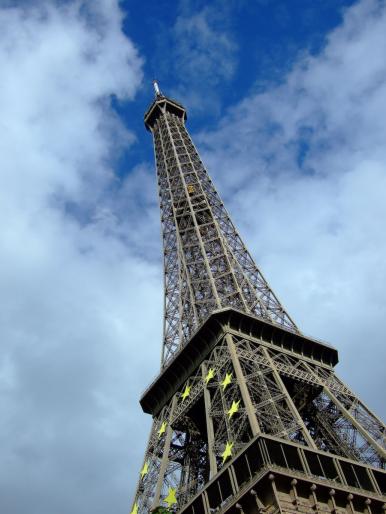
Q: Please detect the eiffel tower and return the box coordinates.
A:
[131,83,386,514]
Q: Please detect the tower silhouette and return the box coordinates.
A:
[131,84,386,514]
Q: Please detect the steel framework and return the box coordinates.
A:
[131,85,386,514]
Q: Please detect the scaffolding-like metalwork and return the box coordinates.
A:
[131,87,386,514]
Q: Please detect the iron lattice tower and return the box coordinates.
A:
[131,85,386,514]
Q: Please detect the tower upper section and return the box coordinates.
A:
[145,85,298,366]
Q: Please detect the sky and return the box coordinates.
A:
[0,0,385,512]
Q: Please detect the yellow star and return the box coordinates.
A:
[221,372,232,390]
[181,384,191,401]
[130,502,138,514]
[227,400,240,419]
[158,421,167,437]
[205,368,215,384]
[221,441,234,463]
[164,487,177,507]
[140,461,149,479]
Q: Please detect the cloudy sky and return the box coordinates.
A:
[0,0,385,512]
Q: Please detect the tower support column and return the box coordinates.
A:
[151,396,178,509]
[260,346,318,450]
[324,387,386,460]
[202,363,218,478]
[226,333,260,436]
[303,361,386,460]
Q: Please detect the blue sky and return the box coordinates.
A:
[116,0,357,165]
[0,1,385,513]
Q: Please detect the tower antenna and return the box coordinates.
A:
[153,80,162,97]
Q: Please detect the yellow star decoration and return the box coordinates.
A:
[227,400,240,419]
[140,461,149,479]
[164,487,177,507]
[221,372,232,390]
[222,441,234,463]
[158,421,167,437]
[130,502,138,514]
[205,368,215,384]
[181,384,191,401]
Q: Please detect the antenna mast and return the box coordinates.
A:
[153,80,162,97]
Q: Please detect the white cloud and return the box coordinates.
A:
[174,8,236,83]
[0,1,162,513]
[196,0,386,417]
[170,2,237,112]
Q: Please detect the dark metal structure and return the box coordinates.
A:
[131,84,386,514]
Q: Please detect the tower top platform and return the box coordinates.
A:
[144,94,187,131]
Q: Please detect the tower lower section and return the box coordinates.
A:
[132,309,386,514]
